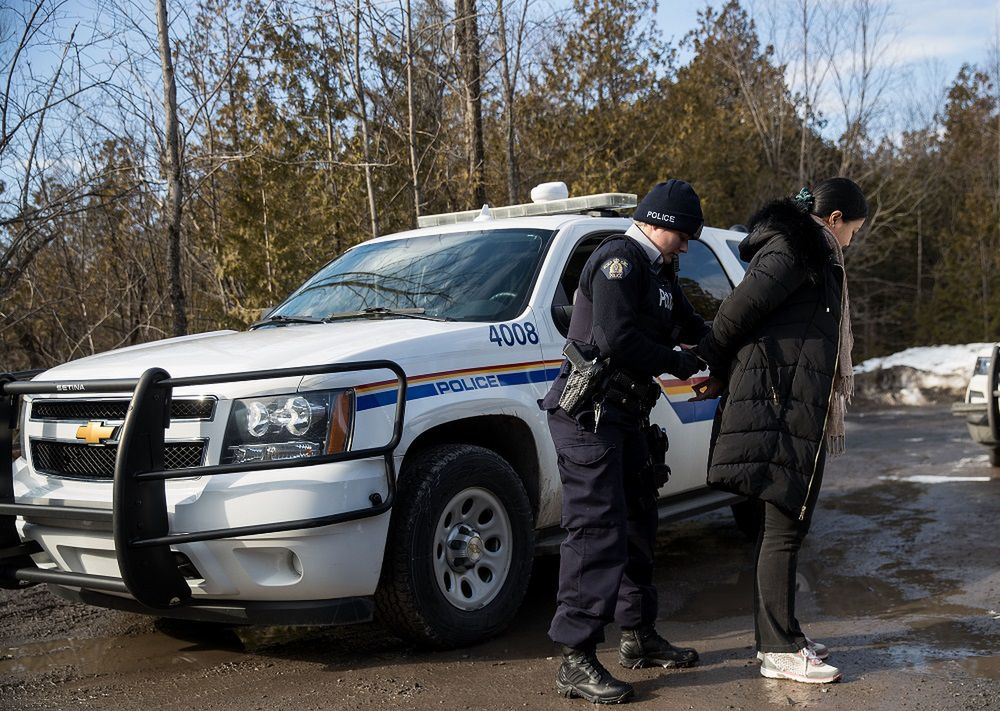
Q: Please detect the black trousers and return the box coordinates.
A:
[546,406,658,649]
[753,451,826,653]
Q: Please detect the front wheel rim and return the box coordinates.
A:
[432,487,513,611]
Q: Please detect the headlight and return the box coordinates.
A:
[222,389,355,464]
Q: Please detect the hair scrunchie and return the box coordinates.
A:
[794,187,815,212]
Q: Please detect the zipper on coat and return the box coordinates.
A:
[800,266,844,521]
[762,336,781,405]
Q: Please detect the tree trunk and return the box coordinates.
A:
[355,0,380,237]
[496,0,520,204]
[156,0,187,336]
[405,0,423,224]
[456,0,486,207]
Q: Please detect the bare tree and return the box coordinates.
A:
[156,0,187,336]
[494,0,531,203]
[824,0,896,178]
[0,1,114,303]
[455,0,486,207]
[331,0,381,236]
[403,0,424,223]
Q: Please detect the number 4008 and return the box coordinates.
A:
[489,322,539,347]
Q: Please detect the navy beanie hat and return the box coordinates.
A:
[634,179,704,238]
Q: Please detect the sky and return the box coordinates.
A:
[658,0,997,80]
[656,0,998,136]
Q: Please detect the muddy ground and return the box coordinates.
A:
[2,405,998,710]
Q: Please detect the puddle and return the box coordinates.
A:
[870,615,1000,678]
[823,480,924,513]
[811,574,907,618]
[670,570,754,622]
[960,654,1000,680]
[0,620,379,677]
[0,631,245,676]
[879,475,992,484]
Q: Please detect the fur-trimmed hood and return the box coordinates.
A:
[738,197,831,271]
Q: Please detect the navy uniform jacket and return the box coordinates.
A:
[542,230,710,409]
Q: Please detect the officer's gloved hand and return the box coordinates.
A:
[666,349,702,381]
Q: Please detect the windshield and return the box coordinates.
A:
[267,228,553,323]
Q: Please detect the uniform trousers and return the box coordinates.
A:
[754,449,826,652]
[546,405,658,649]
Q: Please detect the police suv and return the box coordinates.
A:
[1,186,748,648]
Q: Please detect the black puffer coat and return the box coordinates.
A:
[698,199,844,519]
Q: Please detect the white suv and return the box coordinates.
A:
[0,191,748,647]
[953,344,1000,467]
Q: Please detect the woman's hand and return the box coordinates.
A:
[689,376,725,402]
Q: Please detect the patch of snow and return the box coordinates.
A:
[854,343,995,402]
[955,455,989,467]
[856,343,993,376]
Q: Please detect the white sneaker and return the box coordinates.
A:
[756,637,830,661]
[759,648,842,684]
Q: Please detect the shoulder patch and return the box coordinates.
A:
[600,257,631,280]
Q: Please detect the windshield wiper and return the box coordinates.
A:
[323,307,451,322]
[250,314,327,329]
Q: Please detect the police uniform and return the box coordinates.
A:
[543,180,709,704]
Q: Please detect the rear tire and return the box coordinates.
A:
[375,444,534,648]
[990,447,1000,468]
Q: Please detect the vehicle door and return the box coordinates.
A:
[653,237,735,495]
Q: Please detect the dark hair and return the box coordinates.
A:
[793,177,869,221]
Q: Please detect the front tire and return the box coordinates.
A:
[375,444,534,648]
[990,447,1000,468]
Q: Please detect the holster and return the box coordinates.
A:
[557,341,609,417]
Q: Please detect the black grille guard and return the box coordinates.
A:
[0,361,407,609]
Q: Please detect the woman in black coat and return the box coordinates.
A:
[693,178,868,684]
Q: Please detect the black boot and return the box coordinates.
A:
[619,627,699,669]
[556,644,634,704]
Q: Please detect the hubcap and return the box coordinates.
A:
[433,487,513,611]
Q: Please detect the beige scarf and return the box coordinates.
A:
[812,216,853,456]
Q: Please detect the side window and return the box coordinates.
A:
[726,239,750,269]
[677,241,733,320]
[551,232,613,337]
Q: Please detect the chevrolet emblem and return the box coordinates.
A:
[76,421,117,445]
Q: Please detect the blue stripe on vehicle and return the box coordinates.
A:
[356,367,554,412]
[355,362,718,424]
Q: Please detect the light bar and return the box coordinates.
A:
[417,193,638,228]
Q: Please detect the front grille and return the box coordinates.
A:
[31,398,215,421]
[31,440,206,480]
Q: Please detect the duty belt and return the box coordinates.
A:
[604,370,661,415]
[557,341,661,421]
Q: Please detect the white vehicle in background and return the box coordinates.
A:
[1,185,748,648]
[952,344,1000,467]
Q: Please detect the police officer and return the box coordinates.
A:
[540,180,710,704]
